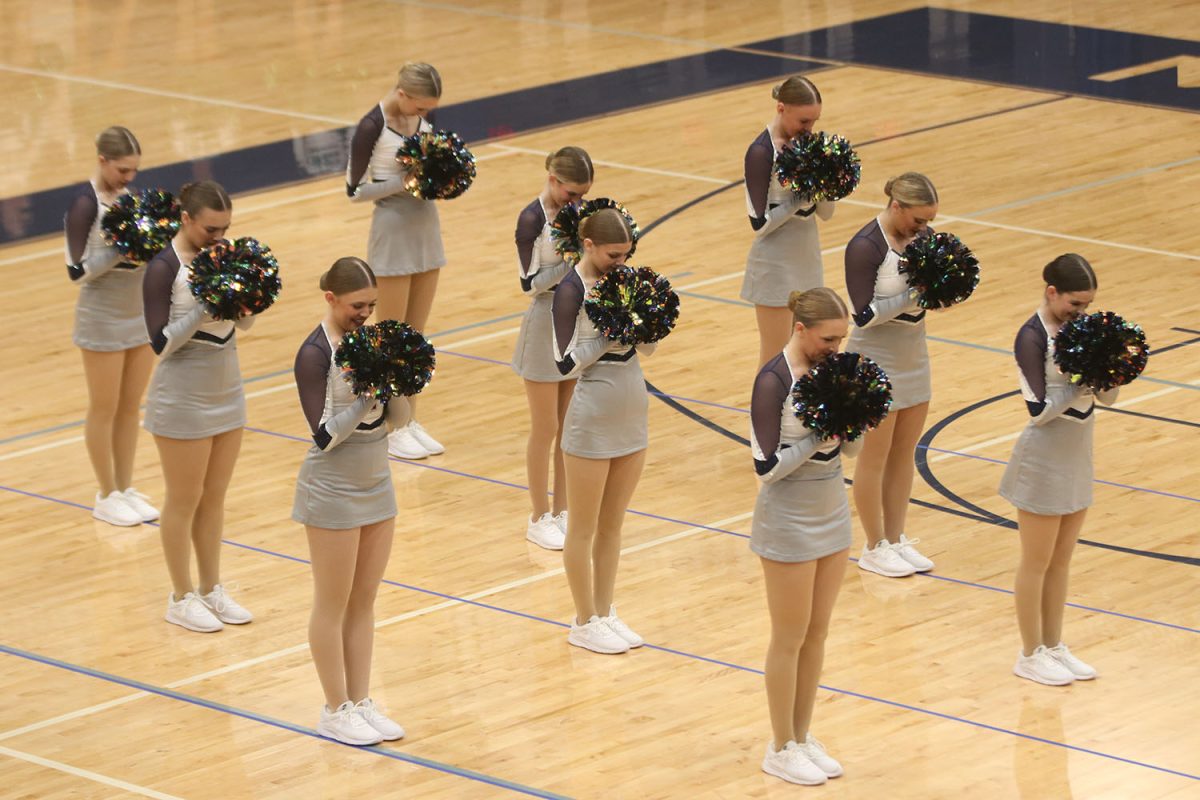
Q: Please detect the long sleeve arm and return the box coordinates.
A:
[517,204,569,295]
[345,114,409,204]
[845,234,918,328]
[295,341,377,451]
[65,192,122,283]
[751,364,828,484]
[1014,324,1088,426]
[552,276,615,377]
[144,258,208,357]
[745,139,813,238]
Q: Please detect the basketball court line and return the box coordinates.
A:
[0,744,185,800]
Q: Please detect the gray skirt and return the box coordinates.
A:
[562,359,648,459]
[144,341,246,439]
[511,293,568,383]
[367,193,446,277]
[740,215,824,307]
[847,320,931,410]
[999,415,1094,515]
[292,426,396,529]
[750,461,852,562]
[74,267,149,351]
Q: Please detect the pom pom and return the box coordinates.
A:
[394,130,476,200]
[335,320,436,400]
[549,197,640,265]
[189,237,282,321]
[899,232,981,309]
[1053,311,1150,391]
[583,265,680,346]
[774,132,862,202]
[791,352,893,441]
[100,189,181,264]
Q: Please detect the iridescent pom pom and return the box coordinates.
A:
[335,320,436,400]
[100,189,181,264]
[549,197,640,265]
[774,132,861,202]
[394,130,476,200]
[899,232,981,309]
[584,265,679,346]
[1053,311,1150,391]
[791,352,893,441]
[189,237,282,321]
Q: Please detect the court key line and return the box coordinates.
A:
[0,744,185,800]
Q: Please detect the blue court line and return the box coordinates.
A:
[0,643,570,800]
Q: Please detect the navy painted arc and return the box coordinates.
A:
[0,50,823,245]
[748,8,1200,112]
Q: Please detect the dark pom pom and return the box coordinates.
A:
[335,320,436,400]
[899,232,981,309]
[774,132,862,202]
[1053,311,1150,391]
[100,189,181,264]
[791,352,893,441]
[394,130,476,200]
[583,265,680,346]
[189,237,282,321]
[549,197,640,265]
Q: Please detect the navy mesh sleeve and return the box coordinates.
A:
[845,231,886,322]
[515,203,543,279]
[295,330,331,440]
[750,360,790,474]
[64,190,98,268]
[143,254,176,354]
[552,274,585,374]
[1014,320,1048,408]
[346,111,383,196]
[744,138,774,228]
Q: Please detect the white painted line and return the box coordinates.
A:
[0,745,184,799]
[436,326,523,350]
[0,692,150,742]
[244,382,298,400]
[0,435,84,462]
[491,144,731,185]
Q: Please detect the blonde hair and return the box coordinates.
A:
[580,208,632,246]
[788,287,848,326]
[396,62,442,98]
[771,75,822,106]
[320,256,377,294]
[884,172,938,208]
[96,126,140,159]
[179,181,231,216]
[545,146,594,185]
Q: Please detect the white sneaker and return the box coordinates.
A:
[93,491,142,527]
[199,584,253,624]
[120,488,159,522]
[1013,645,1075,686]
[761,741,827,786]
[553,510,568,534]
[1046,642,1097,680]
[354,698,405,741]
[857,540,916,578]
[317,701,383,746]
[526,513,565,550]
[796,734,843,778]
[601,605,643,648]
[387,426,429,460]
[894,534,934,572]
[408,420,444,455]
[165,592,223,632]
[567,615,629,654]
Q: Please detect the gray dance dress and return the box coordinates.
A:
[292,322,401,529]
[740,128,835,306]
[552,268,652,459]
[999,311,1118,515]
[143,244,250,439]
[346,104,445,276]
[749,351,860,562]
[845,217,932,410]
[63,182,149,351]
[511,198,573,382]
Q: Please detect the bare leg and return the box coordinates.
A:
[881,402,929,541]
[563,454,609,623]
[193,428,243,594]
[1014,509,1062,655]
[852,413,897,548]
[793,550,848,740]
[524,380,560,520]
[345,518,396,701]
[592,449,646,613]
[402,269,440,421]
[552,380,576,515]
[81,349,124,496]
[307,524,360,708]
[113,345,154,490]
[1041,509,1087,647]
[755,305,794,368]
[154,435,213,597]
[760,557,816,749]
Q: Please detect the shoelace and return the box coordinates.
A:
[356,699,384,722]
[125,489,151,502]
[897,537,922,551]
[205,582,240,613]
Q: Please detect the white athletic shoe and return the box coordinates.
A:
[165,592,223,633]
[120,488,159,522]
[567,615,629,654]
[408,420,444,455]
[526,513,565,550]
[796,734,843,778]
[857,540,917,578]
[761,740,827,786]
[354,697,405,741]
[93,491,142,527]
[200,584,253,624]
[553,511,568,534]
[1013,645,1075,686]
[601,606,644,648]
[894,534,934,572]
[387,426,429,460]
[317,701,383,746]
[1046,642,1097,680]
